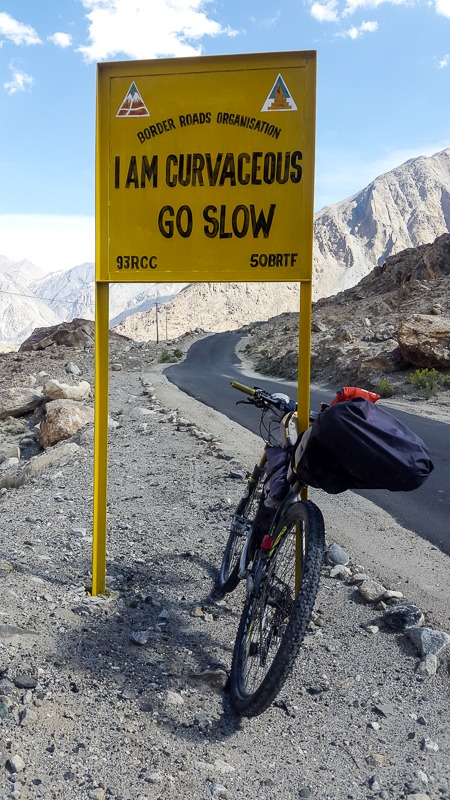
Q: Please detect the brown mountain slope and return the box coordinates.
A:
[240,234,450,400]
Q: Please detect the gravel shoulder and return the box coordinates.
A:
[0,342,449,800]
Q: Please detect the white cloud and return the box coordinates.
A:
[436,0,450,16]
[438,53,450,68]
[0,215,95,273]
[311,1,339,22]
[342,18,378,36]
[48,32,73,48]
[0,11,41,45]
[77,0,236,62]
[343,0,408,14]
[3,67,33,95]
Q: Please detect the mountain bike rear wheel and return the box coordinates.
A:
[218,462,266,594]
[229,499,325,717]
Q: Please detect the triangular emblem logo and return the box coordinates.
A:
[261,74,298,112]
[116,82,150,117]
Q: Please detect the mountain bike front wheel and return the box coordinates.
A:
[218,460,266,594]
[229,499,325,717]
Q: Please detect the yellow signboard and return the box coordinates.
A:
[96,51,316,283]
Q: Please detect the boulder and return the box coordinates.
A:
[19,319,95,351]
[397,314,450,368]
[42,379,91,402]
[39,399,94,449]
[0,387,43,419]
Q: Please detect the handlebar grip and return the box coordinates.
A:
[230,380,256,397]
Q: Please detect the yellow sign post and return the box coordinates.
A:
[93,51,316,594]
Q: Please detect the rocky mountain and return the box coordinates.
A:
[115,149,450,341]
[114,281,301,341]
[0,270,61,344]
[1,148,450,344]
[0,256,48,286]
[239,233,450,399]
[30,262,187,327]
[313,148,450,298]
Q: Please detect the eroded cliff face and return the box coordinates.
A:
[240,234,450,393]
[312,148,450,299]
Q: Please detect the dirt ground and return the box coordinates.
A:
[0,339,449,800]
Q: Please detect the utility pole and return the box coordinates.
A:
[165,310,168,341]
[155,302,159,344]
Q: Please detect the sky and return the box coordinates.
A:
[0,0,449,273]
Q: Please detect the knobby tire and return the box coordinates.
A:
[218,465,265,594]
[229,499,325,717]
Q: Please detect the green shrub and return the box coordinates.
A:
[158,349,183,364]
[406,368,444,400]
[376,378,394,398]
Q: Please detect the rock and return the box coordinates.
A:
[6,754,25,773]
[358,579,387,603]
[42,379,91,401]
[189,670,228,691]
[14,674,38,689]
[329,565,351,579]
[326,543,350,565]
[39,399,94,448]
[0,559,14,577]
[1,441,80,489]
[0,387,43,419]
[0,444,21,463]
[383,589,404,600]
[130,630,150,646]
[416,654,438,677]
[421,737,439,752]
[397,314,450,368]
[164,690,184,706]
[65,361,82,375]
[366,753,388,767]
[19,319,95,351]
[383,604,424,631]
[406,626,450,657]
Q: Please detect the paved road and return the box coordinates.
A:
[165,332,449,557]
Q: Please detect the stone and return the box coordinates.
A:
[1,441,80,489]
[329,565,351,579]
[130,630,150,646]
[358,579,387,603]
[326,543,350,565]
[42,379,91,402]
[189,670,228,691]
[366,753,388,767]
[14,674,38,689]
[7,755,25,773]
[421,737,439,752]
[65,361,82,375]
[416,654,438,677]
[398,314,450,368]
[39,399,94,448]
[406,626,450,657]
[383,604,424,631]
[164,690,184,706]
[0,387,43,419]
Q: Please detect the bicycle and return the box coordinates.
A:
[220,380,326,717]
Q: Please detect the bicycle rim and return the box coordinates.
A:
[218,468,265,594]
[230,500,325,717]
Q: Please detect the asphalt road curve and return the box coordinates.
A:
[165,332,449,557]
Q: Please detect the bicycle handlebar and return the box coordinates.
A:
[230,380,287,410]
[230,380,256,397]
